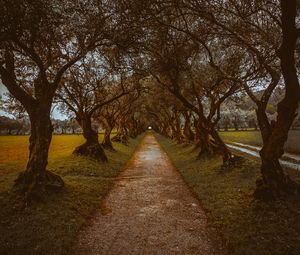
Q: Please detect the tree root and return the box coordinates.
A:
[254,175,300,201]
[14,170,64,202]
[197,150,215,161]
[221,154,245,170]
[73,142,108,162]
[102,141,116,151]
[111,134,129,145]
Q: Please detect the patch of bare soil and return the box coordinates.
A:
[71,133,228,255]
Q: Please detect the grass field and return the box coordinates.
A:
[219,130,300,154]
[0,134,143,255]
[0,134,87,166]
[157,134,300,255]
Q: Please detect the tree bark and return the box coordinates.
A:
[183,112,195,141]
[197,126,213,157]
[74,114,107,162]
[172,120,184,143]
[112,126,129,145]
[194,118,232,164]
[14,104,64,201]
[102,126,115,151]
[210,127,236,165]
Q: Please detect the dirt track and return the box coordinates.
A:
[72,133,228,255]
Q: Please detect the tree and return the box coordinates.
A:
[0,0,119,200]
[171,0,300,198]
[97,92,142,150]
[182,110,195,142]
[98,102,120,151]
[111,88,144,144]
[254,0,300,199]
[52,119,70,134]
[57,56,140,160]
[144,26,241,163]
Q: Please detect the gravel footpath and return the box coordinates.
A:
[71,133,228,255]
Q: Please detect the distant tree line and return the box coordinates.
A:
[0,116,114,135]
[0,116,29,135]
[217,88,300,131]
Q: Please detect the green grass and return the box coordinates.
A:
[0,134,144,255]
[219,130,300,154]
[156,134,300,255]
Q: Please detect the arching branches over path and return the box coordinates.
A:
[0,0,144,200]
[143,86,185,142]
[131,0,300,198]
[57,54,142,160]
[110,87,145,144]
[1,0,300,202]
[0,0,111,200]
[142,26,241,164]
[177,0,300,198]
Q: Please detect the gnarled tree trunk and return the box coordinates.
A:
[255,100,299,200]
[74,114,107,162]
[171,122,184,143]
[102,125,115,151]
[111,127,129,145]
[197,126,213,157]
[195,120,232,165]
[15,104,64,200]
[210,127,233,165]
[183,112,195,141]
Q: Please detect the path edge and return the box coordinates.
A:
[153,132,231,254]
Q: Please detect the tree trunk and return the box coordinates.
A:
[193,117,201,144]
[112,128,129,145]
[197,126,213,157]
[74,114,107,162]
[102,126,115,151]
[196,120,232,165]
[254,0,300,200]
[128,118,139,138]
[210,127,235,165]
[172,120,184,143]
[256,106,272,145]
[233,120,239,131]
[183,115,195,141]
[14,105,64,201]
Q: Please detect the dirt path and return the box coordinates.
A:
[72,133,228,255]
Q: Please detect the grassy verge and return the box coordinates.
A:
[156,134,300,255]
[0,134,144,255]
[219,130,300,154]
[219,130,263,146]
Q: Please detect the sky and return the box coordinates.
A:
[0,83,12,117]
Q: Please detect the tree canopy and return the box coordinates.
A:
[0,0,299,201]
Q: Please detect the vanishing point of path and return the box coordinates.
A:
[72,133,228,255]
